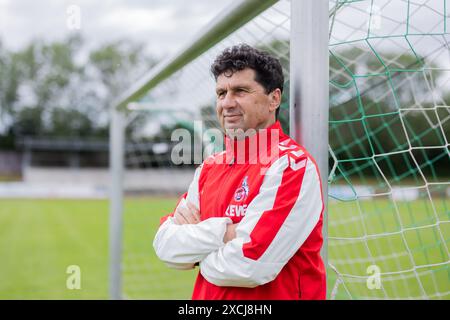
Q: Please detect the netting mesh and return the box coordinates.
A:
[328,0,449,299]
[120,0,449,299]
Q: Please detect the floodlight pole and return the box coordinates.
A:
[290,0,329,290]
[109,107,125,300]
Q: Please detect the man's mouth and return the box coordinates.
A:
[224,114,242,120]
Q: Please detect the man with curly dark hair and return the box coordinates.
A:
[154,44,326,300]
[210,44,284,122]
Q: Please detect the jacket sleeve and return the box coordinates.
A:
[199,151,324,287]
[153,164,232,269]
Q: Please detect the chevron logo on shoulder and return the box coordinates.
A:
[288,150,307,171]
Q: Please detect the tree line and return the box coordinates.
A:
[0,34,157,149]
[0,36,448,178]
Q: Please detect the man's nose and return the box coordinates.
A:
[221,92,238,109]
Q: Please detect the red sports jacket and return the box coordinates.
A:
[153,121,326,299]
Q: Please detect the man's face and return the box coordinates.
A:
[215,68,280,134]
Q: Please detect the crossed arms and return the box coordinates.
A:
[153,153,323,288]
[170,199,237,243]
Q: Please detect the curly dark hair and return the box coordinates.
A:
[210,44,284,119]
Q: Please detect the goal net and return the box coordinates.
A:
[328,0,449,299]
[116,0,449,299]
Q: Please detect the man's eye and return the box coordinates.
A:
[217,91,225,98]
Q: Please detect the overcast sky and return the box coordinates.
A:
[0,0,235,58]
[0,0,448,74]
[1,1,447,58]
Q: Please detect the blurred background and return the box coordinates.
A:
[0,0,235,299]
[0,0,449,300]
[0,0,235,195]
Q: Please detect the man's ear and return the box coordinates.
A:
[269,88,282,112]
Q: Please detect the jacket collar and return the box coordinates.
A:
[224,121,287,165]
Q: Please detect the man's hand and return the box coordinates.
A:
[173,201,200,225]
[223,223,238,243]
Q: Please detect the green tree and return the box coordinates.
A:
[89,40,156,106]
[0,41,20,132]
[0,35,158,148]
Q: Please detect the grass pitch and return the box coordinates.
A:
[0,197,448,299]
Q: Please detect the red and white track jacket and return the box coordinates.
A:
[153,121,326,300]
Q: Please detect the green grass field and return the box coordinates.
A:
[0,197,448,299]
